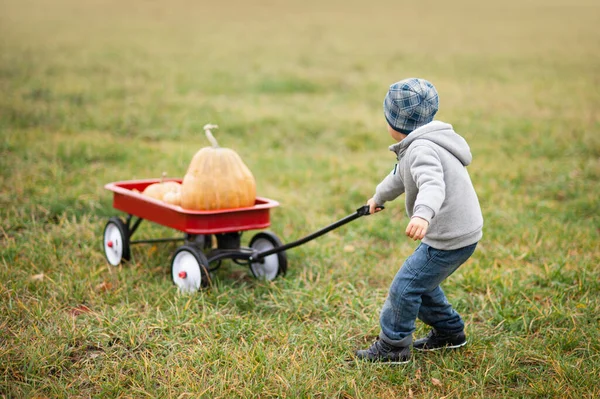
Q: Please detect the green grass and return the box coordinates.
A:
[1,0,599,397]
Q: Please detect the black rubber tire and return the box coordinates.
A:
[103,217,131,266]
[249,231,287,280]
[171,245,211,292]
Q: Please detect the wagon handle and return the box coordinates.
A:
[252,204,383,260]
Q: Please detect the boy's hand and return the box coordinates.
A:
[367,197,383,214]
[406,217,429,240]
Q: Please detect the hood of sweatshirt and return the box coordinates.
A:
[389,121,472,166]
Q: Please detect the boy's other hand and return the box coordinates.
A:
[406,217,429,240]
[367,198,383,214]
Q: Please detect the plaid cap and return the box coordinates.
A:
[383,78,439,135]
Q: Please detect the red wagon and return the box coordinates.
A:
[103,178,377,292]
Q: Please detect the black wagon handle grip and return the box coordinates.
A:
[356,204,385,216]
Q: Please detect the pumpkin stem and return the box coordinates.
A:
[203,124,220,148]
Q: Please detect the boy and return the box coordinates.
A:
[355,78,483,364]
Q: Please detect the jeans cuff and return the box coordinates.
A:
[379,331,412,347]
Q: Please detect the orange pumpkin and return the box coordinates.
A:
[142,173,182,206]
[180,124,256,210]
[163,190,181,206]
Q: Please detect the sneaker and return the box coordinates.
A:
[355,338,411,364]
[413,329,467,351]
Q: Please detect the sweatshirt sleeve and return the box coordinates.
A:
[373,165,405,206]
[409,145,445,222]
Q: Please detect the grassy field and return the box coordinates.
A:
[1,0,599,397]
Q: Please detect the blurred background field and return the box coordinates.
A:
[1,0,599,397]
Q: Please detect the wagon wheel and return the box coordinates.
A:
[171,245,211,292]
[103,217,131,266]
[249,232,287,281]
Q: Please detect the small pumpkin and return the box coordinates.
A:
[142,173,182,206]
[180,124,256,210]
[163,190,181,206]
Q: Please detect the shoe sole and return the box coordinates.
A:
[386,360,410,365]
[414,340,467,352]
[350,357,411,365]
[366,359,411,365]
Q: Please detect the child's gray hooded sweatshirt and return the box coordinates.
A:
[373,121,483,250]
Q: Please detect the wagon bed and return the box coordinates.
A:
[105,178,279,234]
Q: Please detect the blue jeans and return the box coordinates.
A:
[379,242,477,347]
